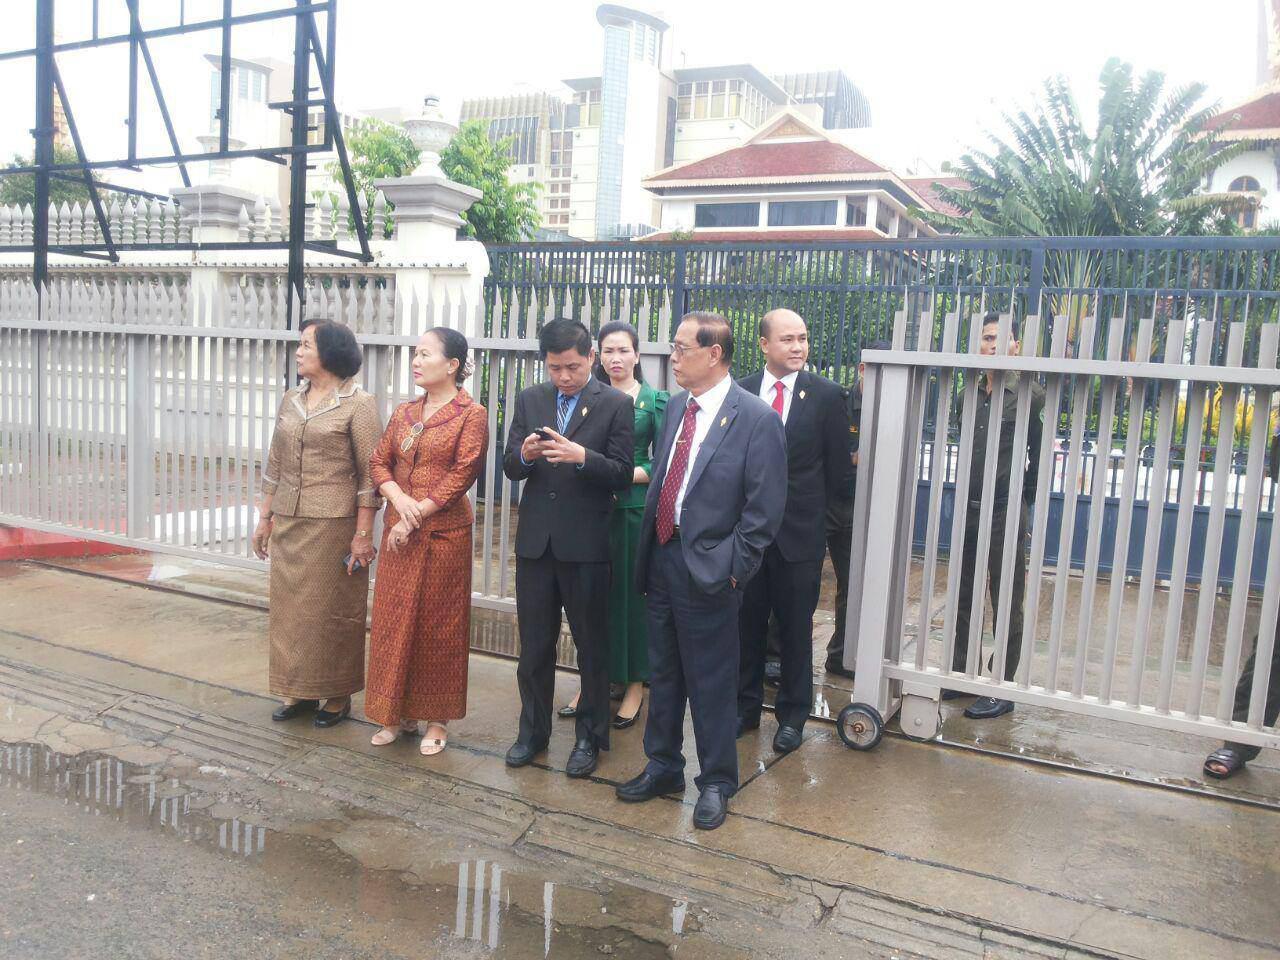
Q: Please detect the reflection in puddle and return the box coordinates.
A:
[1,741,695,957]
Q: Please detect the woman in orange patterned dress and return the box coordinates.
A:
[366,328,488,756]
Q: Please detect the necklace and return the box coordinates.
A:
[400,394,453,453]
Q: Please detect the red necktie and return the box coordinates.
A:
[655,399,700,544]
[772,381,785,417]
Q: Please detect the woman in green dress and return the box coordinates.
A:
[557,321,667,728]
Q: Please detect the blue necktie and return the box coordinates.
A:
[557,393,572,433]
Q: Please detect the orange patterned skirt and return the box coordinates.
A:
[365,522,473,724]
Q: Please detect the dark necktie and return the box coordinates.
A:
[557,393,573,433]
[655,399,700,544]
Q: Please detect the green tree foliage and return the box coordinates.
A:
[919,59,1252,239]
[439,120,541,243]
[322,120,419,238]
[0,146,99,208]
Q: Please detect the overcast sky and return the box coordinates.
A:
[0,0,1264,193]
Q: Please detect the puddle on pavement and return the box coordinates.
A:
[0,740,701,958]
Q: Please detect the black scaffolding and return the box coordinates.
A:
[0,0,372,326]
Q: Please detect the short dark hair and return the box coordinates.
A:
[425,327,473,386]
[539,317,592,358]
[981,311,1020,338]
[594,320,645,383]
[758,308,806,340]
[301,318,362,380]
[861,338,892,356]
[680,311,734,366]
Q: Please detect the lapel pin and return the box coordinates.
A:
[799,390,806,400]
[638,401,645,409]
[719,416,728,427]
[581,407,589,416]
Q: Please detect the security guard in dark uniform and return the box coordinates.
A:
[822,339,888,678]
[949,313,1045,720]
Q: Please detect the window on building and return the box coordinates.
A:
[727,79,743,117]
[573,89,601,126]
[876,202,893,234]
[677,83,693,120]
[710,80,726,118]
[251,70,264,102]
[694,202,760,228]
[693,81,709,119]
[664,97,677,168]
[306,109,326,146]
[237,67,249,98]
[846,196,868,227]
[768,200,836,227]
[1229,175,1262,229]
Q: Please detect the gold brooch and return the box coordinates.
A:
[581,407,589,416]
[719,416,728,427]
[638,401,645,408]
[799,390,806,399]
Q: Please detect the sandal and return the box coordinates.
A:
[421,722,448,756]
[370,721,420,747]
[1204,746,1246,780]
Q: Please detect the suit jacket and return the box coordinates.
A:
[738,369,854,563]
[502,377,634,562]
[635,379,787,596]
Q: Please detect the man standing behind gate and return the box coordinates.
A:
[616,312,785,830]
[503,318,634,777]
[948,312,1045,720]
[736,309,854,753]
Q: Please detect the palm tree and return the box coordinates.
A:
[920,58,1251,239]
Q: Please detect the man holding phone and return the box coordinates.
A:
[502,318,635,777]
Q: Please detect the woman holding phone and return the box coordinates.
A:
[365,328,489,756]
[253,319,382,729]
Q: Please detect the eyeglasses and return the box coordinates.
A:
[400,421,425,453]
[670,342,706,359]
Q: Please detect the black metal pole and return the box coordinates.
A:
[218,0,232,154]
[33,0,54,293]
[285,0,312,330]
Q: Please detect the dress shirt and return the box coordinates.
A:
[665,372,733,524]
[759,369,799,423]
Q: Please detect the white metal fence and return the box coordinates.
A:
[0,269,675,618]
[846,305,1280,751]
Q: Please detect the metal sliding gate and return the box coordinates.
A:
[841,304,1280,753]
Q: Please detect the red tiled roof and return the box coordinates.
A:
[903,176,970,217]
[647,140,888,183]
[638,229,886,243]
[1205,88,1280,135]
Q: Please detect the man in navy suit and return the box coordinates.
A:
[615,312,786,830]
[736,309,854,753]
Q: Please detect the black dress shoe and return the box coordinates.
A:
[963,697,1015,720]
[823,658,855,680]
[940,689,967,701]
[772,724,804,754]
[763,660,782,686]
[313,700,351,728]
[612,710,640,730]
[505,740,547,767]
[556,703,578,719]
[693,785,729,830]
[615,770,685,802]
[271,699,318,722]
[565,737,599,779]
[736,715,760,739]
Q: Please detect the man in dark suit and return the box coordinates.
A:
[615,312,786,831]
[823,339,888,680]
[736,309,854,753]
[502,318,634,777]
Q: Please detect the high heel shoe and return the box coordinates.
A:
[612,699,643,730]
[557,702,578,719]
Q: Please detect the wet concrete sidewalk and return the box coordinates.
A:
[2,559,1279,959]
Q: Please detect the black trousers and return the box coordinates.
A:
[739,545,822,729]
[824,524,854,664]
[515,550,611,750]
[1226,621,1280,761]
[643,539,742,794]
[952,503,1028,683]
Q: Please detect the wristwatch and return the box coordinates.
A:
[355,529,372,538]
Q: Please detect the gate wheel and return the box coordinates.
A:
[837,703,884,751]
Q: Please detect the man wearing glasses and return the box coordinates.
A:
[616,312,786,830]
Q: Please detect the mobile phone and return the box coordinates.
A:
[342,553,366,572]
[533,428,552,441]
